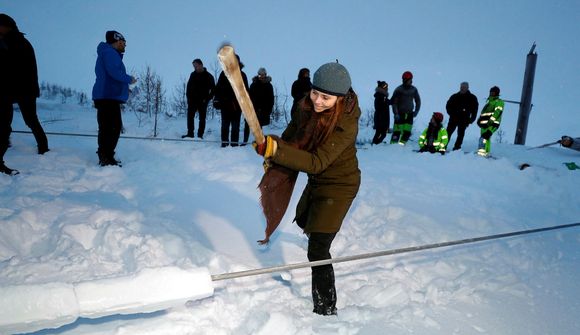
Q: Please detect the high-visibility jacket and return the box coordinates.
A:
[419,125,448,153]
[477,96,504,131]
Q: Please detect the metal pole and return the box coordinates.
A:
[211,222,580,281]
[514,43,538,145]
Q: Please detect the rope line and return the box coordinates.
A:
[13,129,229,144]
[211,222,580,281]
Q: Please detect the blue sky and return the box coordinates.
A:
[4,0,580,145]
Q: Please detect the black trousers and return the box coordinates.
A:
[220,107,241,147]
[372,129,388,145]
[95,99,122,159]
[446,118,468,150]
[0,97,48,160]
[308,232,337,315]
[186,100,208,138]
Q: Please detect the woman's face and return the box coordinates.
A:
[310,89,338,113]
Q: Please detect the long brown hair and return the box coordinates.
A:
[295,89,356,151]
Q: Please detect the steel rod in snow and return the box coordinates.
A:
[211,222,580,281]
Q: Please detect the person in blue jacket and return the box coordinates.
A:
[92,30,136,166]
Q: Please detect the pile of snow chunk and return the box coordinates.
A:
[0,266,214,334]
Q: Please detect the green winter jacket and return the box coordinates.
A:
[270,97,361,233]
[477,96,504,131]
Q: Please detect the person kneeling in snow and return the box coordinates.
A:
[559,136,580,152]
[418,112,448,154]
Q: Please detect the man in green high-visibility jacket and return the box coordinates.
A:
[476,86,504,157]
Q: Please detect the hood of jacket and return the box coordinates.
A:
[97,42,123,59]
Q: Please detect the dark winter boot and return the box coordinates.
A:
[181,133,194,139]
[98,151,120,167]
[308,232,338,316]
[312,266,337,316]
[0,162,19,176]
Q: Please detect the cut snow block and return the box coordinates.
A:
[0,282,80,334]
[75,266,214,318]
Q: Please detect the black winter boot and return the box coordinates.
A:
[0,162,19,175]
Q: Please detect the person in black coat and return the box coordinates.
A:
[182,58,215,139]
[290,68,311,115]
[445,81,479,150]
[213,54,249,147]
[243,67,274,143]
[371,81,391,145]
[0,14,48,175]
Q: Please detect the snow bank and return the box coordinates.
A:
[0,266,214,334]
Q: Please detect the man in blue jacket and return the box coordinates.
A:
[92,30,136,166]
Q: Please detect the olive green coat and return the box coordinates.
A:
[270,100,361,233]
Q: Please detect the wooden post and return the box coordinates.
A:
[514,43,538,145]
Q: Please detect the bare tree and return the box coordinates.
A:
[126,65,167,131]
[170,77,188,118]
[272,85,290,126]
[152,78,166,137]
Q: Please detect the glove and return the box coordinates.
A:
[252,135,278,159]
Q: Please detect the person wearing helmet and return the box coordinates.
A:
[252,62,361,316]
[476,86,504,157]
[390,71,421,144]
[558,136,580,151]
[418,112,448,154]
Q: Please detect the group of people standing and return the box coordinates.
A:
[180,55,275,148]
[371,71,505,157]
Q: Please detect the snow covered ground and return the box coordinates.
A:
[1,100,579,334]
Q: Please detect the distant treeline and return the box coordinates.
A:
[40,82,89,106]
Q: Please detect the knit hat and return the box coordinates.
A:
[433,112,444,123]
[106,30,126,44]
[0,14,18,30]
[312,62,351,96]
[258,67,267,76]
[490,86,500,95]
[402,71,413,80]
[377,80,388,88]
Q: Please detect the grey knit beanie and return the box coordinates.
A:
[312,62,351,96]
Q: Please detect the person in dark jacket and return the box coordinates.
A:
[92,30,136,166]
[445,82,478,150]
[213,54,249,147]
[243,67,274,143]
[371,80,390,145]
[253,62,360,316]
[390,71,421,144]
[290,68,311,115]
[0,14,48,175]
[182,58,215,139]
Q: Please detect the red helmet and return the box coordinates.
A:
[402,71,413,80]
[433,112,444,123]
